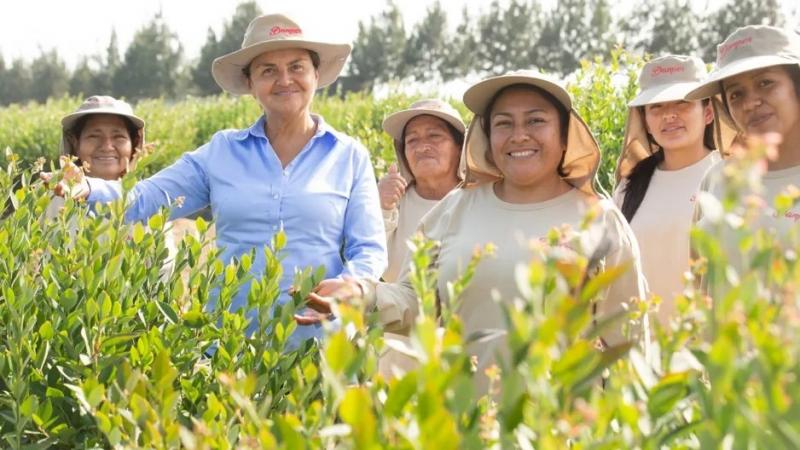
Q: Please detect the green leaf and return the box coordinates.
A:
[339,387,376,449]
[647,372,691,419]
[19,394,38,417]
[384,372,417,418]
[132,222,145,244]
[38,321,54,340]
[325,331,354,375]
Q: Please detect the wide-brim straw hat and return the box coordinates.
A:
[382,99,467,182]
[461,70,599,195]
[616,56,738,180]
[685,25,800,100]
[212,13,351,95]
[60,95,145,158]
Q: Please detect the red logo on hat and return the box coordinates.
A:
[719,37,753,59]
[270,26,302,36]
[651,65,685,76]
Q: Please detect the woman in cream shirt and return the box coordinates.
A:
[300,71,649,390]
[613,55,734,326]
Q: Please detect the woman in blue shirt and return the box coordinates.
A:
[46,14,387,346]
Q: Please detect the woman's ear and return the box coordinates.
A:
[703,101,715,126]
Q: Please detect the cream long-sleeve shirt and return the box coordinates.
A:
[366,183,648,391]
[382,186,440,282]
[614,151,720,326]
[696,159,800,274]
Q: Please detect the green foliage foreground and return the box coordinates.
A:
[1,55,800,448]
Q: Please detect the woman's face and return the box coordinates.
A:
[74,114,133,180]
[644,100,712,151]
[403,115,461,183]
[489,88,565,191]
[247,48,319,117]
[722,66,800,139]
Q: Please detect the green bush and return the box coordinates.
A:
[1,55,799,449]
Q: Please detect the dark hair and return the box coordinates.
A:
[620,99,714,222]
[69,114,141,162]
[242,49,321,79]
[398,115,465,177]
[481,83,570,177]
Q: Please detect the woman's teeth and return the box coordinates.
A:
[508,150,536,158]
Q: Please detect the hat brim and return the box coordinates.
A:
[61,108,145,132]
[211,40,351,95]
[463,73,572,114]
[685,56,800,100]
[463,111,599,196]
[382,108,466,142]
[629,81,706,107]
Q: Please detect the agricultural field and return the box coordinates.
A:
[1,52,799,448]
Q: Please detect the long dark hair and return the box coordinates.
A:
[620,100,715,222]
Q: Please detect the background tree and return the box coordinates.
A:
[348,1,407,90]
[193,1,262,96]
[403,1,449,82]
[620,0,702,56]
[700,0,785,60]
[69,58,96,97]
[0,59,32,105]
[113,13,183,101]
[29,50,69,103]
[441,7,477,81]
[475,0,544,75]
[536,0,615,75]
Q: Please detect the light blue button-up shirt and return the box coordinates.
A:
[86,114,387,346]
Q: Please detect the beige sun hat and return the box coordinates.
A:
[60,95,145,158]
[685,25,800,100]
[211,13,351,95]
[382,99,467,182]
[615,56,738,181]
[461,70,599,195]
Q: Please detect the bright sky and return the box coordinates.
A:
[0,0,478,68]
[0,0,796,69]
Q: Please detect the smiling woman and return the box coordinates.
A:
[46,14,387,348]
[612,55,734,326]
[687,25,800,256]
[304,71,650,391]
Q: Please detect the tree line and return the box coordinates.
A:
[0,0,791,105]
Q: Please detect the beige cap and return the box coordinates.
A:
[212,14,351,95]
[382,99,466,182]
[629,55,708,107]
[615,56,737,180]
[686,25,800,100]
[461,70,599,195]
[60,95,145,157]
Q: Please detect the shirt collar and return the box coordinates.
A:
[235,114,333,141]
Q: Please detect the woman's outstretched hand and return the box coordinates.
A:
[294,277,364,325]
[40,158,90,199]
